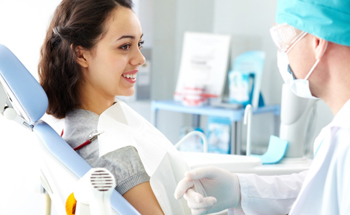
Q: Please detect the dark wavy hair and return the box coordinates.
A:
[38,0,133,119]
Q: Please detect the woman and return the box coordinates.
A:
[38,0,163,214]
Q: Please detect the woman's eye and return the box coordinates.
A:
[120,44,131,50]
[138,40,144,49]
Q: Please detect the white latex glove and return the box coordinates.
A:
[174,166,241,215]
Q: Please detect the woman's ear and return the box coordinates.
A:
[313,37,328,60]
[73,45,89,68]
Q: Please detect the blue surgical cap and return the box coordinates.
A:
[276,0,350,47]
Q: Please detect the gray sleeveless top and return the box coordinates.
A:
[63,109,150,195]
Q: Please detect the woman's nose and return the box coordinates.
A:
[131,49,146,66]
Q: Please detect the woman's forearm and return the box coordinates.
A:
[123,181,164,215]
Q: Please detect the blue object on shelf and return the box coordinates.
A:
[229,51,266,109]
[251,135,289,164]
[228,70,251,106]
[207,117,231,154]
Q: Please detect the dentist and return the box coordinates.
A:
[175,0,350,214]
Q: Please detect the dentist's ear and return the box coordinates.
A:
[313,37,328,60]
[73,45,89,68]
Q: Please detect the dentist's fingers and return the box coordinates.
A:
[183,188,204,203]
[174,177,195,200]
[185,166,220,180]
[185,190,216,209]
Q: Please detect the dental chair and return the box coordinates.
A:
[0,44,140,215]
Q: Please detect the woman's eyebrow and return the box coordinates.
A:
[117,34,144,41]
[117,35,135,41]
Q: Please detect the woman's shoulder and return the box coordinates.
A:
[63,109,99,148]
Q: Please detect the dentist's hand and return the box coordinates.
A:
[174,166,241,215]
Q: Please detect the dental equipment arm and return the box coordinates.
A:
[244,105,252,156]
[74,168,116,215]
[175,131,208,153]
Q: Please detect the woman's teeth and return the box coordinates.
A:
[122,74,136,79]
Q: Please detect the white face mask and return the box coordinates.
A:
[277,50,322,99]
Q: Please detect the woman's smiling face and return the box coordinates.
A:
[81,6,145,101]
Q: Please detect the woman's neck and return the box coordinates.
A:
[77,84,115,115]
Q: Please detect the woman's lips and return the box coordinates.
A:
[122,70,137,83]
[123,70,138,75]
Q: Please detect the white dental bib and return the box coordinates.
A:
[97,100,191,215]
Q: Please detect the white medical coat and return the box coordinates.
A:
[236,99,350,215]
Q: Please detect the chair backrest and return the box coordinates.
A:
[0,44,140,215]
[0,45,48,126]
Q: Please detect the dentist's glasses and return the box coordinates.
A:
[270,23,308,54]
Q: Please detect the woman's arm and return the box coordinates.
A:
[123,181,164,215]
